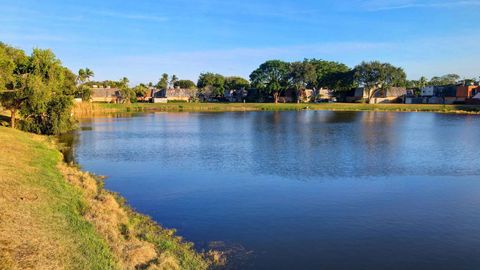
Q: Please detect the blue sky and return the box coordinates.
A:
[1,0,479,84]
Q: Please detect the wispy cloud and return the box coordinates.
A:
[97,41,393,83]
[364,0,480,11]
[87,34,480,84]
[118,41,393,65]
[89,10,168,22]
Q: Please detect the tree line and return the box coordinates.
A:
[113,60,470,104]
[1,42,478,134]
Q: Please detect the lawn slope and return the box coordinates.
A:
[0,127,210,270]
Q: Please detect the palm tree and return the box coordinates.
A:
[170,74,178,88]
[77,68,94,84]
[84,68,94,82]
[120,77,129,87]
[77,68,86,84]
[418,76,428,88]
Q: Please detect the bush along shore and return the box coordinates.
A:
[73,102,480,117]
[0,127,215,270]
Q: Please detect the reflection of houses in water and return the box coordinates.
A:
[360,112,398,150]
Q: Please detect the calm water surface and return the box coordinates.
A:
[72,111,480,269]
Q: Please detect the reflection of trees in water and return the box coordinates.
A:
[249,111,370,179]
[73,111,480,181]
[58,130,80,164]
[248,111,418,179]
[195,112,253,169]
[322,111,359,123]
[357,112,401,176]
[360,112,397,151]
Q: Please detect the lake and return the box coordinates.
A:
[70,111,480,269]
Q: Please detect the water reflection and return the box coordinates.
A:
[70,111,480,270]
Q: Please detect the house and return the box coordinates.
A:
[345,87,407,104]
[224,89,248,102]
[345,87,406,103]
[90,86,122,103]
[152,97,168,103]
[369,87,407,104]
[138,87,161,102]
[277,89,295,103]
[152,87,197,102]
[420,86,435,97]
[460,85,480,104]
[317,88,334,100]
[434,85,457,104]
[456,85,480,101]
[344,87,364,102]
[466,92,480,104]
[296,89,315,102]
[167,87,197,101]
[412,85,459,104]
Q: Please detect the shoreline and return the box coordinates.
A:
[73,102,480,117]
[0,127,213,269]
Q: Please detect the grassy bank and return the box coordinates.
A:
[73,102,480,117]
[0,127,211,270]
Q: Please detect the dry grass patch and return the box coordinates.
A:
[60,164,209,270]
[0,127,115,270]
[0,126,213,269]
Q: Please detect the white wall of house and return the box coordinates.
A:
[152,98,168,103]
[421,86,435,96]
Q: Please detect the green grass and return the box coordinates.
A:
[0,127,210,269]
[0,127,116,269]
[74,102,480,116]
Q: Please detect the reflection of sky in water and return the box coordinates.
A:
[73,111,480,270]
[77,111,480,180]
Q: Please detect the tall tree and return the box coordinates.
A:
[307,59,351,90]
[428,74,460,86]
[170,74,178,88]
[289,60,316,102]
[132,83,149,99]
[18,48,76,134]
[353,61,406,102]
[419,76,428,88]
[224,76,250,90]
[0,42,29,128]
[156,73,169,89]
[77,68,94,84]
[118,77,133,103]
[197,72,225,98]
[174,79,196,89]
[250,60,290,103]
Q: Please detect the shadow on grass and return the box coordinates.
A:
[0,114,10,127]
[454,104,480,113]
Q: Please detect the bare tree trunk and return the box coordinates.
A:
[368,88,380,104]
[10,109,16,129]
